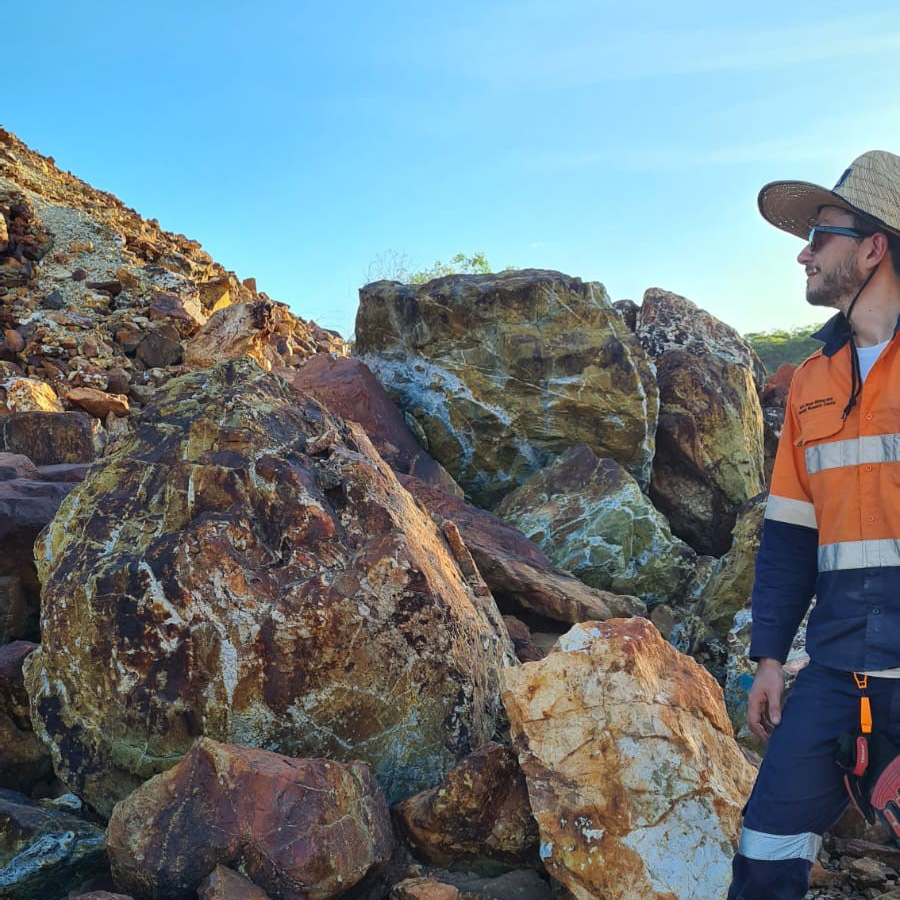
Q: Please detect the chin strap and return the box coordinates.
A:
[841,265,880,420]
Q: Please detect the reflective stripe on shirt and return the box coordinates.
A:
[765,494,817,529]
[805,433,900,475]
[818,539,900,571]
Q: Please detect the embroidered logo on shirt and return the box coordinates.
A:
[798,397,837,415]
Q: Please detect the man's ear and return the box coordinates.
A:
[865,232,891,268]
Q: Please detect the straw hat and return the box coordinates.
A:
[758,150,900,239]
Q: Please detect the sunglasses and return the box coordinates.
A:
[807,225,869,252]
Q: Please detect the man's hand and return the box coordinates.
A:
[747,658,785,743]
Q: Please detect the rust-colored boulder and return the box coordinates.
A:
[0,410,98,464]
[281,355,461,494]
[107,738,394,900]
[502,616,545,663]
[65,386,129,418]
[197,865,271,900]
[182,302,274,370]
[24,359,512,815]
[0,640,52,792]
[399,475,643,624]
[760,362,797,409]
[393,741,539,867]
[637,289,766,556]
[502,618,755,900]
[356,270,659,506]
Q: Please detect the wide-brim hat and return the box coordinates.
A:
[758,150,900,240]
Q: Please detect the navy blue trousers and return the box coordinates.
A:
[727,661,900,900]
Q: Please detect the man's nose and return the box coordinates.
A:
[797,243,814,265]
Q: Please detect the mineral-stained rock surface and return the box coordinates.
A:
[502,617,755,900]
[24,358,513,815]
[393,741,539,867]
[0,411,98,465]
[282,354,461,494]
[107,738,393,900]
[398,475,643,624]
[636,289,766,556]
[0,789,107,900]
[495,446,697,606]
[355,270,658,506]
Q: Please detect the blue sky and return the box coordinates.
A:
[8,1,900,339]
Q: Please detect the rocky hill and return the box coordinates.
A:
[0,130,890,900]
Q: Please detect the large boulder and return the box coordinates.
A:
[502,618,755,900]
[355,270,658,506]
[398,475,643,625]
[107,738,394,900]
[494,446,697,607]
[636,289,765,556]
[24,359,513,815]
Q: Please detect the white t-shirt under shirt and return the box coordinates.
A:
[854,338,898,677]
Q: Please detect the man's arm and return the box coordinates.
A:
[747,378,819,739]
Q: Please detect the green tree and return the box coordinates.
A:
[409,251,491,283]
[744,324,827,375]
[364,250,497,286]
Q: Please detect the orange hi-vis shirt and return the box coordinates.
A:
[750,313,900,671]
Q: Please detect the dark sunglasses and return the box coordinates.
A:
[807,225,870,252]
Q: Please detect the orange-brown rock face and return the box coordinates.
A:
[107,738,393,900]
[393,741,539,867]
[502,618,755,900]
[24,358,513,816]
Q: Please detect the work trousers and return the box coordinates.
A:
[727,661,900,900]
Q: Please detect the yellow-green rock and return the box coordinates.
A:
[355,270,658,507]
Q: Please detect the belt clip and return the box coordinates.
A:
[853,673,873,735]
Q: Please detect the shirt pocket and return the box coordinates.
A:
[795,410,845,448]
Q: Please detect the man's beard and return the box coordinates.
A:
[806,253,865,308]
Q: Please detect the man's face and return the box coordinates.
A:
[797,207,867,309]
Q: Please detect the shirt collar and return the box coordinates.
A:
[812,312,900,358]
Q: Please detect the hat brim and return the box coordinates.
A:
[758,181,860,240]
[758,179,900,240]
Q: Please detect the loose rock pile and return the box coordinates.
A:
[1,129,896,900]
